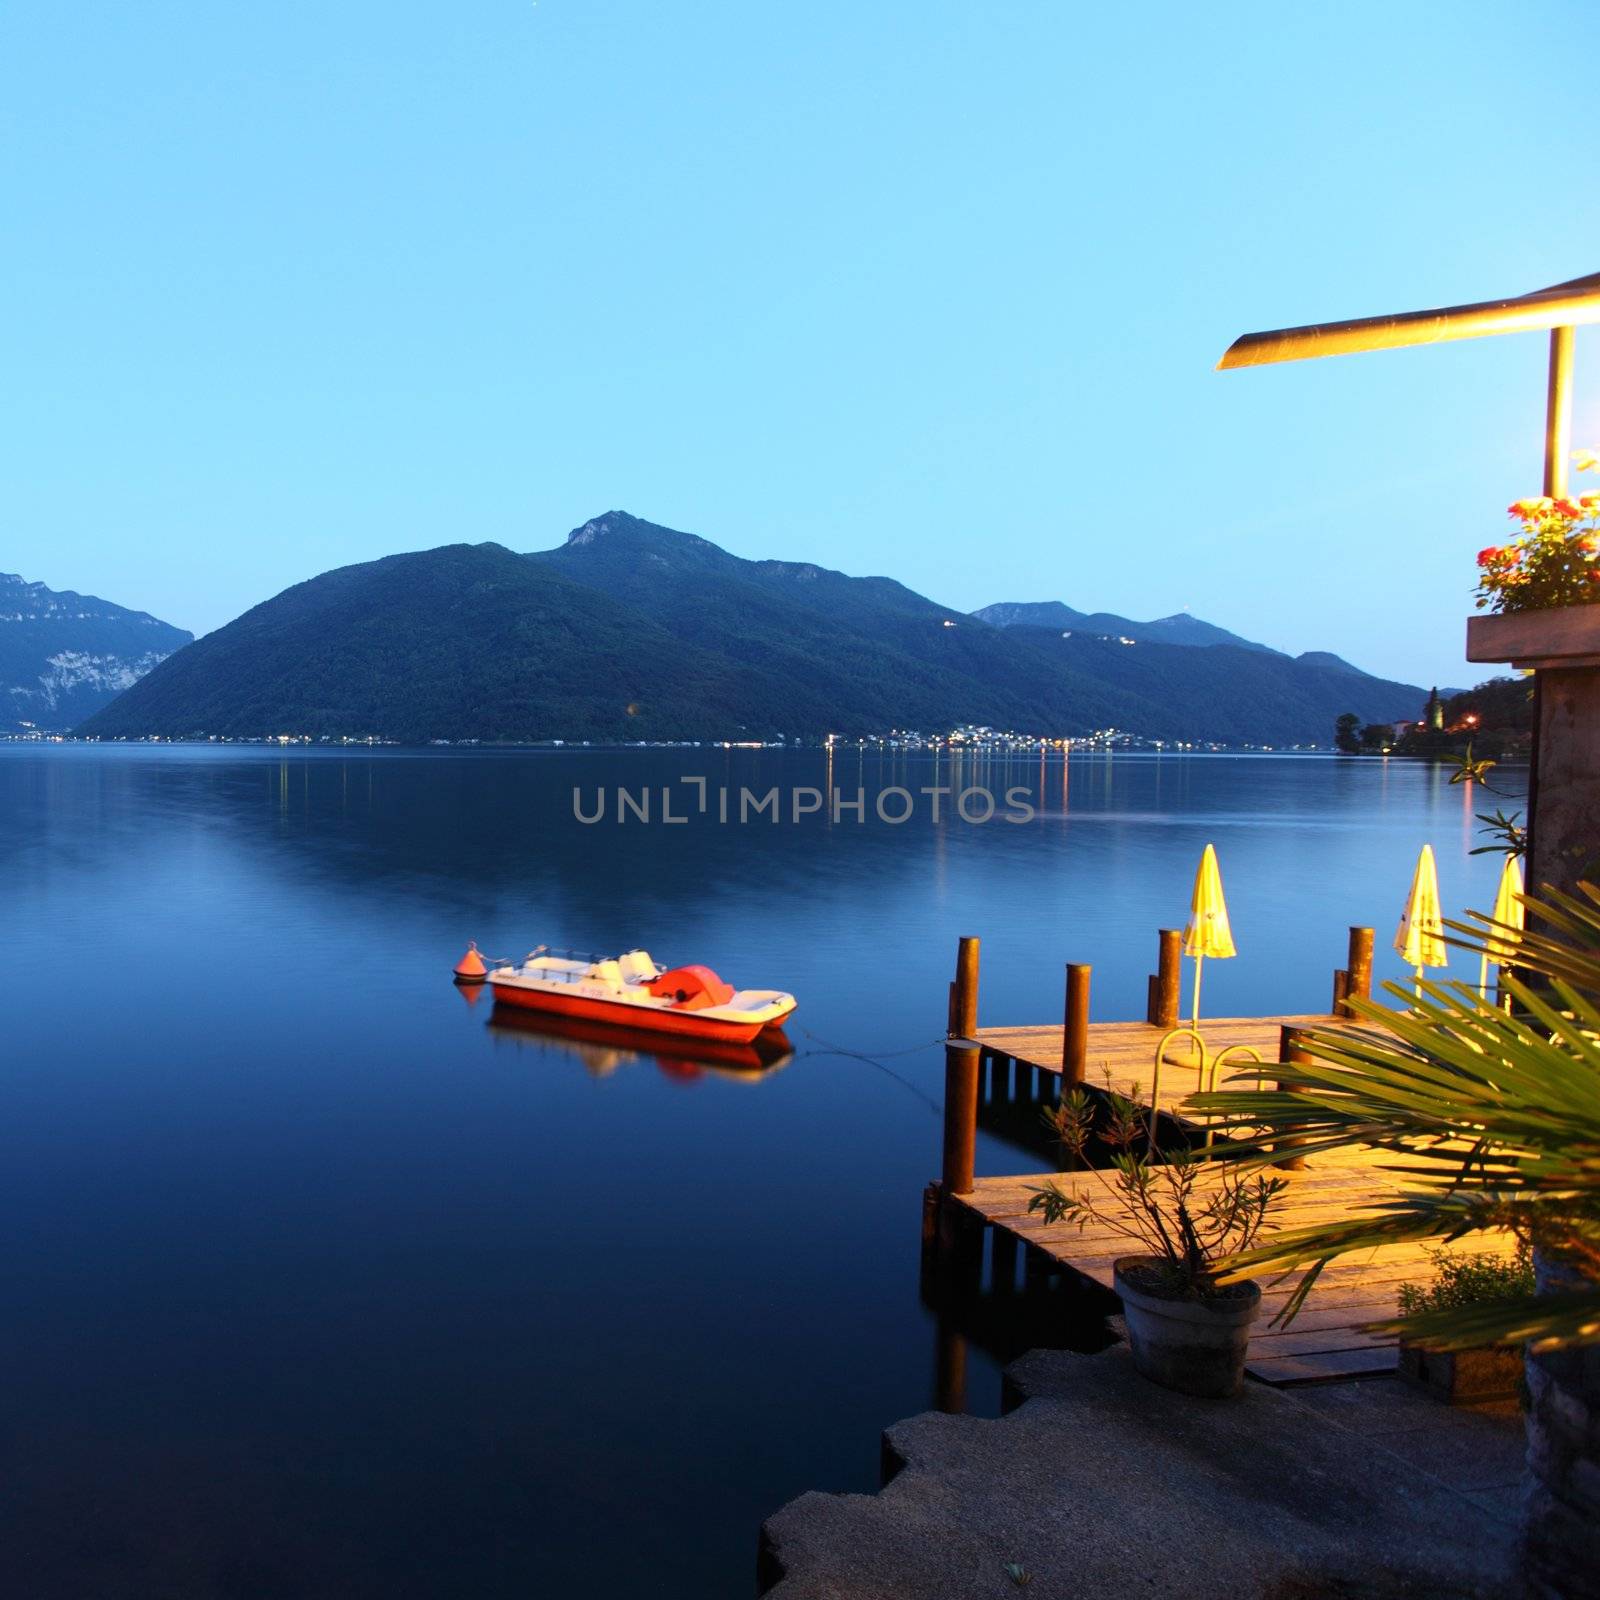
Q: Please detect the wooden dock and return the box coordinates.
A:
[949,1010,1518,1385]
[948,1155,1511,1386]
[975,1014,1354,1125]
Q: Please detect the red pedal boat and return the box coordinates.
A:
[486,946,797,1045]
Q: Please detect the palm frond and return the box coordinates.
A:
[1185,883,1600,1347]
[1370,1288,1600,1352]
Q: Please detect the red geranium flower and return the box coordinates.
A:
[1477,546,1501,566]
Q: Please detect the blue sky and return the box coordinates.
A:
[2,0,1595,685]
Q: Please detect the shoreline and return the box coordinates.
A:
[1,734,1528,764]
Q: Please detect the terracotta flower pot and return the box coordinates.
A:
[1465,600,1600,907]
[1466,601,1600,670]
[1113,1257,1261,1399]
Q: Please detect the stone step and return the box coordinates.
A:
[759,1345,1523,1598]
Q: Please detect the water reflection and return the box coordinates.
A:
[485,1006,795,1080]
[0,744,1533,1599]
[919,1215,1120,1415]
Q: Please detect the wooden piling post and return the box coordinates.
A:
[946,980,959,1037]
[1023,1242,1052,1295]
[1148,929,1181,1028]
[935,1201,984,1298]
[919,1180,942,1284]
[1331,967,1350,1014]
[991,1229,1020,1295]
[1344,927,1374,1016]
[953,936,980,1039]
[941,1040,981,1195]
[1013,1057,1034,1101]
[1062,963,1090,1086]
[1274,1025,1312,1171]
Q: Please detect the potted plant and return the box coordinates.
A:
[1396,1246,1534,1403]
[1466,448,1600,668]
[1029,1081,1284,1398]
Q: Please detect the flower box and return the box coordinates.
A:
[1467,602,1600,670]
[1397,1340,1522,1405]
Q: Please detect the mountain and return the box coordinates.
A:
[75,544,758,743]
[971,599,1280,655]
[1295,650,1365,675]
[78,513,1429,745]
[1,573,191,734]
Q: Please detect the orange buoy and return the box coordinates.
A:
[453,941,488,985]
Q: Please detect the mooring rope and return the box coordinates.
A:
[797,1027,948,1062]
[795,1028,948,1115]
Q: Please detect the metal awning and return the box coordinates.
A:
[1217,271,1600,369]
[1217,271,1600,495]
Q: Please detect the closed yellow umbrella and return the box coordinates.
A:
[1395,843,1447,995]
[1183,843,1237,1030]
[1479,855,1525,1003]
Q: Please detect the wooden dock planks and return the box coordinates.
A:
[974,1014,1364,1122]
[958,1013,1518,1385]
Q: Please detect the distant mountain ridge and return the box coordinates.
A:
[78,512,1430,744]
[1296,649,1368,676]
[971,600,1281,657]
[1,573,191,733]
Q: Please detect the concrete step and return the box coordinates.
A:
[759,1345,1523,1599]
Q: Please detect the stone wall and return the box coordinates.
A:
[1522,1251,1600,1596]
[1522,1342,1600,1596]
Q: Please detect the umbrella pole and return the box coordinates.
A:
[1478,948,1490,1002]
[1413,964,1423,1000]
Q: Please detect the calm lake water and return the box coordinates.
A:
[0,745,1525,1598]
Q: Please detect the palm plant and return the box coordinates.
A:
[1187,881,1600,1350]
